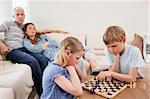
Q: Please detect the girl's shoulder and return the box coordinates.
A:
[45,62,66,74]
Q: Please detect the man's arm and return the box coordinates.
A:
[0,41,10,54]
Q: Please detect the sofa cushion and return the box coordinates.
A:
[0,88,14,99]
[0,63,34,99]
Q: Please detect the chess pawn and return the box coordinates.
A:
[132,82,136,88]
[129,82,136,88]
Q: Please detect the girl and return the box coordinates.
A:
[22,23,66,62]
[41,37,84,99]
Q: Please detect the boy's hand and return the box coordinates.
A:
[96,71,113,81]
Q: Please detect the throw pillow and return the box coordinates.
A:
[131,33,144,59]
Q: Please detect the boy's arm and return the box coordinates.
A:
[109,54,120,72]
[96,67,138,82]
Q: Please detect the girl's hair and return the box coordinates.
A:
[22,23,40,44]
[54,37,84,67]
[103,25,126,45]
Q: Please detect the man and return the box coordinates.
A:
[0,7,49,96]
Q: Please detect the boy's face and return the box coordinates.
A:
[106,41,125,56]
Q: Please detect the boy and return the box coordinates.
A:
[96,25,145,82]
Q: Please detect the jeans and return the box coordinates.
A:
[6,47,49,95]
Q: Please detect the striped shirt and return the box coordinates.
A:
[0,21,24,49]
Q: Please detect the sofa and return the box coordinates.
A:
[0,33,34,99]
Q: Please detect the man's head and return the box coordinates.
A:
[13,7,25,25]
[103,25,126,55]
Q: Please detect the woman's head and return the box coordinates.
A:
[23,23,39,44]
[22,23,36,37]
[54,37,84,67]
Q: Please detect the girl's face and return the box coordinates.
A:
[67,51,84,66]
[25,24,36,38]
[106,41,125,56]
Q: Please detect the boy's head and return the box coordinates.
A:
[103,25,126,55]
[54,37,84,67]
[103,25,126,45]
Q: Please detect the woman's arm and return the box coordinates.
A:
[37,29,68,34]
[54,66,83,96]
[23,38,45,53]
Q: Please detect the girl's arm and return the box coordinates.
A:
[73,64,83,79]
[111,67,138,82]
[54,66,83,96]
[23,38,44,53]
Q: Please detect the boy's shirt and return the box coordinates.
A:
[104,44,145,75]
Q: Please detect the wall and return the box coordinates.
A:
[29,1,148,49]
[0,0,12,24]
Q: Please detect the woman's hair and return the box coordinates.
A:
[22,22,40,44]
[103,25,126,45]
[54,37,84,67]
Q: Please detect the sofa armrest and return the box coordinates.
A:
[0,88,14,99]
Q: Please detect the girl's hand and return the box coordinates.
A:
[65,65,74,71]
[96,71,113,81]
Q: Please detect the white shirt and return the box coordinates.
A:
[104,44,145,75]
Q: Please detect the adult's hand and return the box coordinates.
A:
[0,41,10,54]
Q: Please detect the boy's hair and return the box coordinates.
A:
[55,37,84,67]
[22,22,40,44]
[103,25,126,45]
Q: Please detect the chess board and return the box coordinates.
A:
[82,77,133,99]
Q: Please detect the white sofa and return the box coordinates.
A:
[0,61,34,99]
[0,33,34,99]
